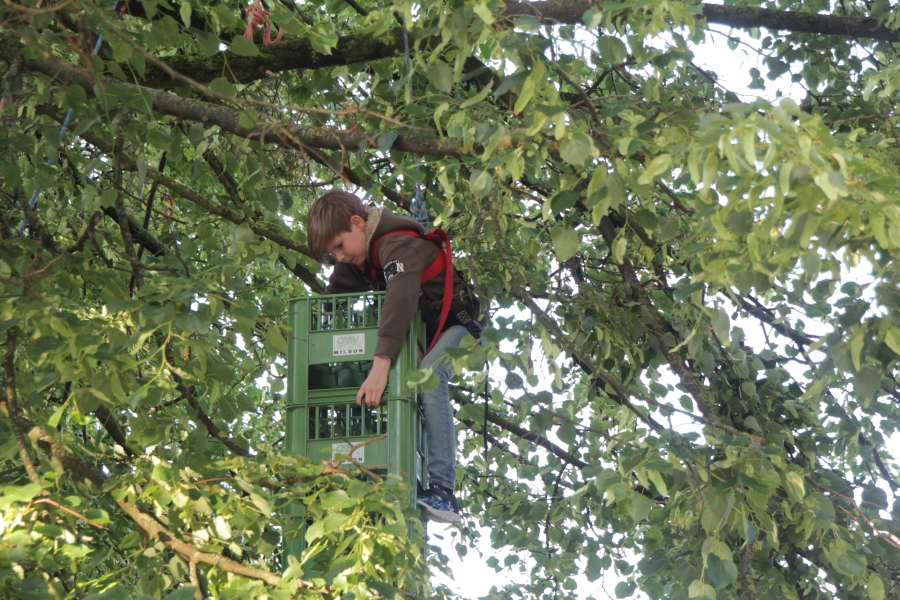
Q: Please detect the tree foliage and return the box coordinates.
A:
[3,0,900,598]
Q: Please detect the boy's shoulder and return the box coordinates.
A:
[369,207,425,240]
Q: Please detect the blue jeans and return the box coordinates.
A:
[419,325,471,491]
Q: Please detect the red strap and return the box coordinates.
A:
[427,229,453,355]
[355,229,454,354]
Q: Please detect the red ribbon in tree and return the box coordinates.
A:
[244,0,283,47]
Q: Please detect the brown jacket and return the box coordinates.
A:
[325,207,480,358]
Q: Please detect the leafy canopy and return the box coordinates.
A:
[3,0,900,598]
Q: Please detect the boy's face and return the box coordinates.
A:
[326,214,368,265]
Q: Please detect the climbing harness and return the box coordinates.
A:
[357,228,454,354]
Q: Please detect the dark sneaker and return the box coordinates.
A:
[417,483,462,524]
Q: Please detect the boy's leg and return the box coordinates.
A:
[418,325,470,514]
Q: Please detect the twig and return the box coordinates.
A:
[25,498,104,529]
[549,62,601,130]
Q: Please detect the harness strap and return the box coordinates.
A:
[357,229,454,354]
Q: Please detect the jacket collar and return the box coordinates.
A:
[364,206,381,248]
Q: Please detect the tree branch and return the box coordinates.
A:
[595,215,726,428]
[62,121,321,280]
[120,2,900,88]
[6,380,291,588]
[455,394,587,468]
[18,57,502,159]
[0,328,41,485]
[44,113,324,290]
[739,544,758,600]
[112,108,142,289]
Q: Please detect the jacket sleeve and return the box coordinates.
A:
[374,235,439,359]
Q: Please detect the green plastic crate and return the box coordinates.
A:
[284,292,428,558]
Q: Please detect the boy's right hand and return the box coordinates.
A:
[357,354,391,407]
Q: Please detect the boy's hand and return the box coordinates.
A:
[357,354,391,407]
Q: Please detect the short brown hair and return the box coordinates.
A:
[307,190,368,262]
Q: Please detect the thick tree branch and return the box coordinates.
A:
[94,406,135,457]
[102,206,167,258]
[739,544,758,600]
[18,57,501,159]
[502,2,900,42]
[122,2,900,89]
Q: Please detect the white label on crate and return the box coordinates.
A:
[333,333,365,356]
[331,443,365,464]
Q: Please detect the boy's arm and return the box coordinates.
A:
[325,262,369,294]
[357,235,438,407]
[373,235,438,358]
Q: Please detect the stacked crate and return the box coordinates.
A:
[284,292,427,558]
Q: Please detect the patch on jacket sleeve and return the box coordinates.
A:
[383,259,405,282]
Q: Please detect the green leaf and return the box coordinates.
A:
[631,493,652,522]
[814,170,847,201]
[724,210,753,236]
[550,227,580,261]
[309,28,339,54]
[179,0,192,27]
[834,550,867,577]
[560,132,593,166]
[47,398,70,428]
[614,581,636,598]
[66,85,87,106]
[377,131,398,152]
[884,327,900,356]
[633,208,659,231]
[2,483,43,503]
[112,40,133,63]
[163,586,198,600]
[868,573,886,600]
[514,62,544,113]
[267,326,288,355]
[473,1,495,24]
[598,36,627,63]
[229,36,261,57]
[707,553,738,589]
[249,492,271,515]
[850,329,865,371]
[674,282,704,303]
[611,236,627,264]
[408,368,439,390]
[583,7,603,29]
[470,169,492,198]
[637,154,672,185]
[648,470,667,496]
[710,309,730,343]
[460,83,494,109]
[784,472,805,501]
[427,61,454,93]
[688,579,716,600]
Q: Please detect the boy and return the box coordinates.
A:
[307,190,481,524]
